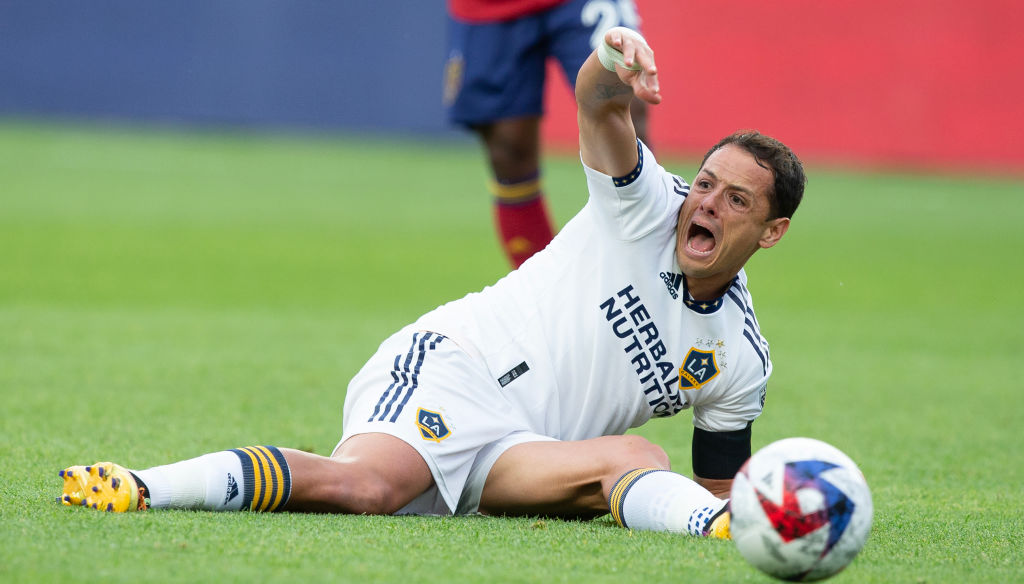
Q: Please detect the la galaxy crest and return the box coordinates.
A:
[678,347,720,390]
[416,408,451,443]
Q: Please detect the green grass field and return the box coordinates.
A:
[1,121,1021,583]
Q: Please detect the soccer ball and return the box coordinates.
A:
[729,438,873,581]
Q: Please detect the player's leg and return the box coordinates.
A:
[477,435,730,537]
[477,434,666,518]
[60,447,296,513]
[59,435,434,514]
[473,116,556,268]
[58,329,461,514]
[444,15,555,268]
[280,433,433,514]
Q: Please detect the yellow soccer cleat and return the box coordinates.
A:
[58,462,147,512]
[703,507,731,540]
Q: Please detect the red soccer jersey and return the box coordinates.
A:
[448,0,569,23]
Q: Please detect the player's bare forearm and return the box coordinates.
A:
[576,55,636,176]
[576,27,661,177]
[695,475,733,499]
[576,53,635,116]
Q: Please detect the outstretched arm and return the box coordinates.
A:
[576,27,661,177]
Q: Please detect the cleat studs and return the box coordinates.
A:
[85,466,92,473]
[80,500,88,507]
[111,478,120,489]
[98,467,106,478]
[67,470,73,477]
[106,503,114,512]
[92,486,100,492]
[59,469,66,478]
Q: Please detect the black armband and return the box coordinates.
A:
[692,422,752,480]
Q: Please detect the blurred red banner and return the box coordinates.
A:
[543,0,1024,172]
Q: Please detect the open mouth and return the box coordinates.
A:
[686,222,716,255]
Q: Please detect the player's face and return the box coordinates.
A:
[675,145,790,299]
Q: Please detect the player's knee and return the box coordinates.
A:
[478,120,540,177]
[489,138,533,166]
[605,435,670,471]
[350,481,407,515]
[324,476,410,515]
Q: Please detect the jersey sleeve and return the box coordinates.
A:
[581,140,688,241]
[691,375,768,433]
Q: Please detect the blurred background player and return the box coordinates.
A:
[444,0,649,268]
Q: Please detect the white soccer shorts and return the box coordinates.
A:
[334,326,554,515]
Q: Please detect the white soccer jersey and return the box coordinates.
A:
[413,141,770,439]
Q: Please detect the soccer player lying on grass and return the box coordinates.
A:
[59,27,805,539]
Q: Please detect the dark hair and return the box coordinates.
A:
[699,130,806,219]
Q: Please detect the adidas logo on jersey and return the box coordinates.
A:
[659,272,683,299]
